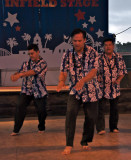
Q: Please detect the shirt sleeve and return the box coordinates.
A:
[89,48,99,70]
[60,51,69,72]
[18,62,27,73]
[118,55,128,76]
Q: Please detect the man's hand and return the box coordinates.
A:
[113,75,124,85]
[57,81,65,92]
[97,75,102,82]
[74,79,85,91]
[11,73,21,82]
[113,79,121,85]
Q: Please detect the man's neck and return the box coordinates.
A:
[75,49,84,55]
[106,52,113,59]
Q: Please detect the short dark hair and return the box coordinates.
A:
[71,28,86,39]
[103,37,115,45]
[27,44,39,52]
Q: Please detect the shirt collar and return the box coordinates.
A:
[104,51,116,60]
[30,56,42,64]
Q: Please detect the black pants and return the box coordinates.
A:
[13,94,47,133]
[96,97,119,132]
[66,95,98,147]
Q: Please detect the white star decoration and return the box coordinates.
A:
[88,16,96,24]
[96,29,104,38]
[5,12,19,27]
[82,22,88,28]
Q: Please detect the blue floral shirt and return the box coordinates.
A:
[60,45,102,102]
[98,52,127,99]
[18,57,48,98]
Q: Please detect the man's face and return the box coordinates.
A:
[104,41,114,55]
[72,33,86,53]
[28,49,39,62]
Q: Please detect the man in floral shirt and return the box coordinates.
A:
[10,44,48,136]
[57,28,101,154]
[96,38,127,135]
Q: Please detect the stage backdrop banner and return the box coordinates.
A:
[0,0,108,86]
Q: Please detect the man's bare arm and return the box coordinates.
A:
[57,72,68,92]
[11,70,36,82]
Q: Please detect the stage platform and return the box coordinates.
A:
[0,86,131,92]
[0,114,131,160]
[0,86,69,92]
[0,86,131,118]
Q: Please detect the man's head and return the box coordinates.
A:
[103,37,115,55]
[71,28,86,54]
[27,44,39,62]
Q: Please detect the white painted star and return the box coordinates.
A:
[5,12,19,27]
[64,35,69,40]
[3,22,7,27]
[82,22,88,28]
[88,16,96,24]
[96,29,104,38]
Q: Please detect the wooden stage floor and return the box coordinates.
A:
[0,114,131,160]
[0,86,69,92]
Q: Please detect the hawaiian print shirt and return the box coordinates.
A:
[18,56,48,98]
[98,52,127,99]
[60,45,102,102]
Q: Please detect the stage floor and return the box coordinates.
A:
[0,86,69,92]
[0,114,131,160]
